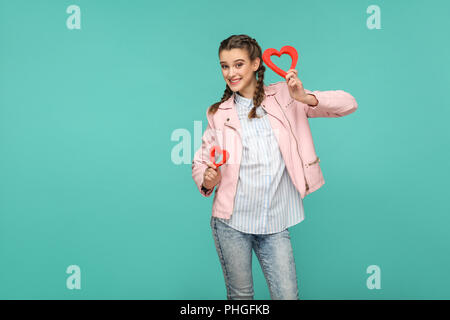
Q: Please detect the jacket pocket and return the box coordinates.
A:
[304,156,322,189]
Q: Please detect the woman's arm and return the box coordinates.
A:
[303,89,358,118]
[302,94,319,106]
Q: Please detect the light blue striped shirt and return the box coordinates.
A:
[217,92,305,234]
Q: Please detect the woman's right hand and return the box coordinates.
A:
[202,161,222,190]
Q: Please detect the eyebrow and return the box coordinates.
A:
[220,59,245,64]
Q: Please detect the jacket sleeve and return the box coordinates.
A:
[303,89,358,118]
[191,110,217,197]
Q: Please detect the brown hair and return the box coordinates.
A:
[208,34,266,119]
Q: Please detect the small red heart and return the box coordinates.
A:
[210,146,229,168]
[262,45,298,78]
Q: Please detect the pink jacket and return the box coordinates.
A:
[192,81,358,219]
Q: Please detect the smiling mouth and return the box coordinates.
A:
[230,78,241,85]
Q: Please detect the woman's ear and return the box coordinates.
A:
[253,57,261,72]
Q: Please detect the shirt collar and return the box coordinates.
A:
[234,92,254,108]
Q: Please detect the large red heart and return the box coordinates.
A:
[210,145,229,168]
[262,45,298,78]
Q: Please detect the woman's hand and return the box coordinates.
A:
[202,162,222,190]
[285,69,309,103]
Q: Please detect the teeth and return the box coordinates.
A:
[231,79,240,82]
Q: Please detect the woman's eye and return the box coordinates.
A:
[221,64,242,69]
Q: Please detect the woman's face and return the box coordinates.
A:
[219,48,260,94]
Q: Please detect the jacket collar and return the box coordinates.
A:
[218,83,289,135]
[218,84,277,110]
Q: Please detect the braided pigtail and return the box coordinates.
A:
[208,85,233,116]
[247,63,266,119]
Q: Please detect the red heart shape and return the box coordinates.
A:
[210,146,229,168]
[262,45,298,78]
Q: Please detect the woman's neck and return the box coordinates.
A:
[237,78,258,98]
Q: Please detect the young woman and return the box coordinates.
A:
[192,34,358,300]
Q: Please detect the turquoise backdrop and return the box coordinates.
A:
[1,0,449,299]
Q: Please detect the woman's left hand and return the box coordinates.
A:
[285,69,309,103]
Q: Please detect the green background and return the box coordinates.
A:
[1,0,449,299]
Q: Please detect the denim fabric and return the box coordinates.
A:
[210,216,299,300]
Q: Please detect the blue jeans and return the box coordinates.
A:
[210,216,299,300]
